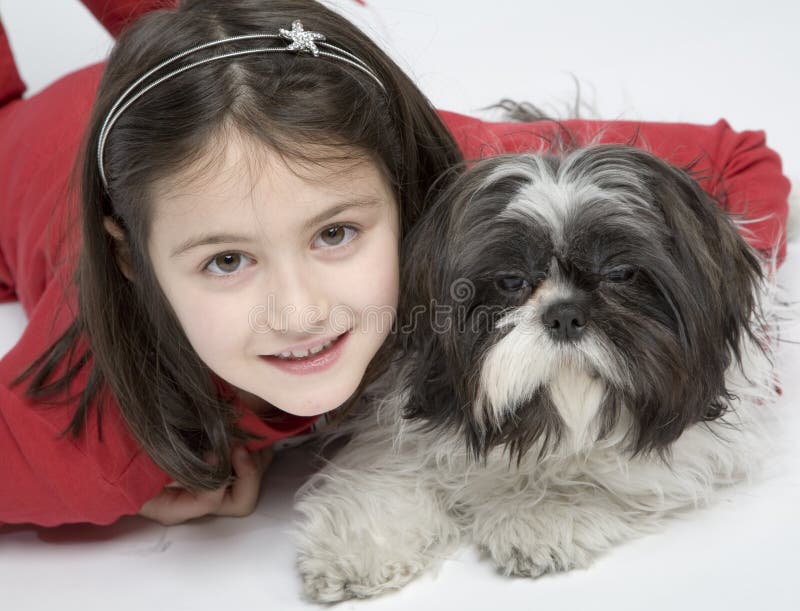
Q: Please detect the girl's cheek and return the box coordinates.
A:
[363,247,399,302]
[383,243,402,307]
[177,295,247,350]
[367,245,401,330]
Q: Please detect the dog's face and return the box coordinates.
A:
[398,145,764,460]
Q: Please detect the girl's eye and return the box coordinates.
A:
[313,224,359,249]
[204,252,250,277]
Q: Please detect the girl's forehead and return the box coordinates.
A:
[150,134,391,222]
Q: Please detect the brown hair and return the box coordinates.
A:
[12,0,463,490]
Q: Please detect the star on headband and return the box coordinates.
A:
[279,20,326,57]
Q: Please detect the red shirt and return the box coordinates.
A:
[0,3,791,527]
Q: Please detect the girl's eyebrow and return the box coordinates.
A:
[170,231,254,258]
[300,196,382,232]
[169,197,383,258]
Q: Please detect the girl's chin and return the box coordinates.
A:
[279,395,353,418]
[236,377,358,417]
[268,382,360,418]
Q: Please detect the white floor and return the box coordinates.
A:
[1,1,798,609]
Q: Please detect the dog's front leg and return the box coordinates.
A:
[467,460,644,578]
[294,438,461,602]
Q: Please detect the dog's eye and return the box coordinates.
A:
[605,266,637,282]
[495,275,529,292]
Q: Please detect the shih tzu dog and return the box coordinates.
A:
[294,144,780,602]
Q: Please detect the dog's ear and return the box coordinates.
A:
[601,147,765,452]
[643,151,764,367]
[396,182,466,428]
[397,193,454,334]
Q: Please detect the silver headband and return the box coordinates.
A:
[97,20,386,192]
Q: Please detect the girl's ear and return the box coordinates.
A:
[103,216,136,282]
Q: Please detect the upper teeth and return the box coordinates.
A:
[275,338,335,360]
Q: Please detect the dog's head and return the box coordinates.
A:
[398,145,765,461]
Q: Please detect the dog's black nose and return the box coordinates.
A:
[542,301,588,340]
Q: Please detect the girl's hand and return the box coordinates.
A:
[137,446,274,526]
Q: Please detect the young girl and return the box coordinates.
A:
[0,0,789,528]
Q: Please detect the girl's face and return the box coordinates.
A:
[147,132,400,417]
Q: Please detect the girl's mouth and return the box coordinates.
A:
[259,331,351,375]
[272,335,339,360]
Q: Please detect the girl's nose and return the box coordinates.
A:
[265,268,331,335]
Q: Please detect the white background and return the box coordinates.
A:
[0,1,798,609]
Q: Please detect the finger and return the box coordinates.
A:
[255,446,275,472]
[214,447,264,517]
[140,483,228,526]
[148,486,227,526]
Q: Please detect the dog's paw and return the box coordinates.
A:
[474,511,592,578]
[298,551,424,603]
[294,470,459,600]
[485,537,590,578]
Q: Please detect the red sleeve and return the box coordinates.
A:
[0,277,173,528]
[79,0,178,38]
[0,54,172,527]
[438,111,791,267]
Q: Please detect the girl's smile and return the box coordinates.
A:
[259,329,351,375]
[266,330,347,359]
[147,129,400,417]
